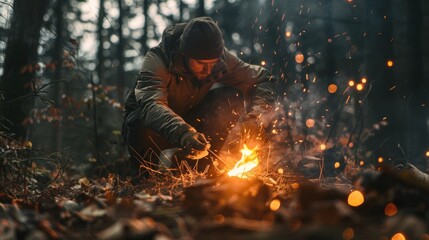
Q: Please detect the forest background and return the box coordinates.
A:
[0,0,428,171]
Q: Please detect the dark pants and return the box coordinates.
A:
[123,87,245,173]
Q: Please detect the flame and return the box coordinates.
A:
[227,144,259,178]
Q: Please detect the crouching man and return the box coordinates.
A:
[123,16,276,176]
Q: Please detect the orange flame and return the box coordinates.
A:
[227,144,259,178]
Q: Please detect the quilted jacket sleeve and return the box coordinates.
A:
[134,48,194,146]
[221,50,277,125]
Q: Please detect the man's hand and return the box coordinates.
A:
[180,130,211,160]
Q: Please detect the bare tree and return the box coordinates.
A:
[0,0,51,140]
[53,0,65,150]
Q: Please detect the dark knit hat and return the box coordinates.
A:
[180,17,224,60]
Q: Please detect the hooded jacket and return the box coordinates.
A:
[124,22,276,147]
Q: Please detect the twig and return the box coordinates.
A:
[207,149,231,169]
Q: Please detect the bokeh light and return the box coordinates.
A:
[306,118,315,128]
[328,84,338,94]
[356,83,364,91]
[391,233,406,240]
[385,202,398,216]
[343,227,354,240]
[348,190,364,207]
[295,53,304,64]
[270,199,281,211]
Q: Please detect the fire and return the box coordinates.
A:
[227,144,259,178]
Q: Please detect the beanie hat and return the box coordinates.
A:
[180,17,224,60]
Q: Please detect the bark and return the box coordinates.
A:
[0,0,51,140]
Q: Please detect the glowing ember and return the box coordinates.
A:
[378,157,384,163]
[348,80,355,87]
[387,60,394,67]
[227,144,259,178]
[361,77,367,83]
[348,190,364,207]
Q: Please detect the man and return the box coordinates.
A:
[123,16,276,175]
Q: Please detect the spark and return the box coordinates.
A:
[378,157,383,163]
[348,80,355,87]
[387,60,394,67]
[361,77,367,83]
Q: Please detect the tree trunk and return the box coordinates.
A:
[0,0,50,140]
[364,0,400,158]
[97,0,106,83]
[179,0,184,22]
[407,0,428,164]
[53,0,65,150]
[197,0,205,17]
[142,0,150,55]
[117,0,125,102]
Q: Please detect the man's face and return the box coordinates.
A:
[187,58,219,80]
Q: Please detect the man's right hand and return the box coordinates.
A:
[180,130,211,160]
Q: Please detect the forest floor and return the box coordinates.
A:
[1,136,429,240]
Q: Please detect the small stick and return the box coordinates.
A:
[207,149,231,169]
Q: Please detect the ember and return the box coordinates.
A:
[227,144,259,178]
